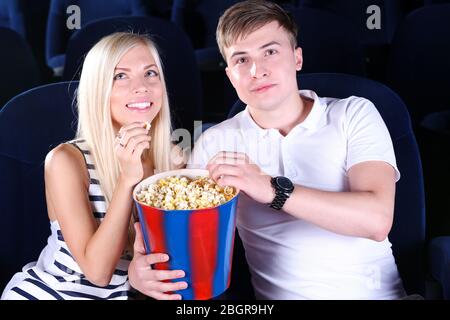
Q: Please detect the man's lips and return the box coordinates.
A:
[251,84,276,93]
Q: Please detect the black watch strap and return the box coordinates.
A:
[269,176,294,210]
[269,192,290,210]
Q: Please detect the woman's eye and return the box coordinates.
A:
[113,73,126,80]
[146,70,159,77]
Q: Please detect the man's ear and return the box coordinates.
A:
[225,66,236,88]
[295,47,303,71]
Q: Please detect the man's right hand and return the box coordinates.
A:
[128,222,188,300]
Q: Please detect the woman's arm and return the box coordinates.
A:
[45,144,134,286]
[45,123,151,286]
[128,223,187,300]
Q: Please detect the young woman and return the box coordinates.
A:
[1,32,186,300]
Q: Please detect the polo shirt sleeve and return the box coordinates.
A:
[345,97,400,182]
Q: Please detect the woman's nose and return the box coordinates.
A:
[132,77,149,93]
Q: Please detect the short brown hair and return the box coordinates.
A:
[216,0,298,61]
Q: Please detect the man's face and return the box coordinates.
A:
[224,21,302,112]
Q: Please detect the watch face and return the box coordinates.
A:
[276,176,293,191]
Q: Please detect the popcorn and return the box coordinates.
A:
[144,121,151,131]
[136,176,237,210]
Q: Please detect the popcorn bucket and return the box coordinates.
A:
[133,169,239,300]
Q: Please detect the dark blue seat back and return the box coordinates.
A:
[297,0,403,45]
[387,4,450,125]
[420,111,450,240]
[46,0,147,69]
[0,82,78,289]
[171,0,240,49]
[229,73,426,295]
[63,16,203,134]
[0,27,40,110]
[288,6,365,75]
[0,0,26,37]
[424,0,450,5]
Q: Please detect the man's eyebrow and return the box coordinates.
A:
[230,51,247,60]
[260,41,281,49]
[114,64,156,71]
[229,41,281,60]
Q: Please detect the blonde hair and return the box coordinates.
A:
[216,0,298,60]
[76,33,174,242]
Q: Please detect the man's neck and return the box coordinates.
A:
[248,93,313,136]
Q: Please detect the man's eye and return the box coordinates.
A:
[113,73,126,80]
[146,70,159,77]
[266,49,277,56]
[236,57,247,65]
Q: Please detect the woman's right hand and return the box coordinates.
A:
[114,122,151,187]
[128,223,188,300]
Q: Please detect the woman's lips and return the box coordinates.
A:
[126,101,152,112]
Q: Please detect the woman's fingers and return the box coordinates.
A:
[116,122,150,148]
[145,253,169,266]
[120,135,151,157]
[146,291,183,300]
[131,139,151,161]
[151,279,188,293]
[152,269,185,281]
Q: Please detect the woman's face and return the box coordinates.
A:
[110,44,163,130]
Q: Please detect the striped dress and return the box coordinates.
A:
[1,139,135,300]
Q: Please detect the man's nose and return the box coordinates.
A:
[250,60,269,78]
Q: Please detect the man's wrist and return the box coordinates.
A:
[269,176,294,210]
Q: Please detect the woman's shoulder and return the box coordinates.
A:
[44,142,88,183]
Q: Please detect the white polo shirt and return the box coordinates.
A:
[188,90,406,300]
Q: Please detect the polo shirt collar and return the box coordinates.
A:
[239,90,328,139]
[296,90,328,130]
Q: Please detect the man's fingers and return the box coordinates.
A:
[208,151,249,166]
[216,175,240,189]
[210,164,241,182]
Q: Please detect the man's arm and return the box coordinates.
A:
[282,161,396,242]
[208,152,396,242]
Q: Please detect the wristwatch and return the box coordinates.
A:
[269,176,294,210]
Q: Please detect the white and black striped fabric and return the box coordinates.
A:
[1,139,135,300]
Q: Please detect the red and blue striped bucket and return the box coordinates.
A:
[133,169,239,300]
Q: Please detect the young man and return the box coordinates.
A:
[188,0,406,299]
